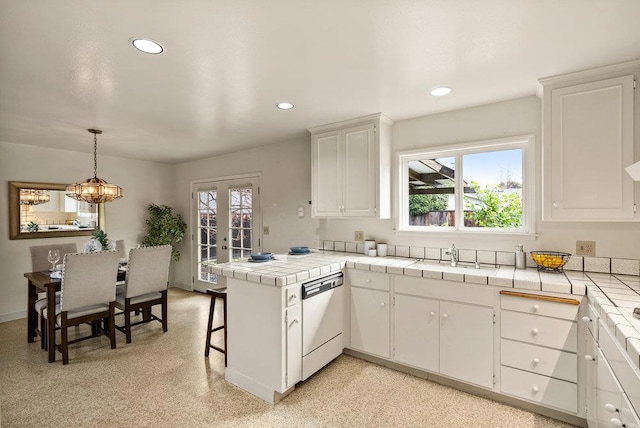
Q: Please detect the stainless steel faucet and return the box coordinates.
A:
[445,243,459,267]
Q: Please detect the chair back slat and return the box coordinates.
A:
[60,251,119,312]
[125,246,172,298]
[29,243,78,272]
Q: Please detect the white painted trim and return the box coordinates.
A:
[396,134,536,236]
[225,368,279,404]
[0,310,26,323]
[308,112,394,134]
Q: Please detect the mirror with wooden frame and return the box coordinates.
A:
[9,181,105,240]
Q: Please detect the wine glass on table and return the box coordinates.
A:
[47,249,60,271]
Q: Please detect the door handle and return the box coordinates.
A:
[221,245,227,250]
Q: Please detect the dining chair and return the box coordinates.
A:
[114,245,172,343]
[30,243,78,349]
[42,251,120,364]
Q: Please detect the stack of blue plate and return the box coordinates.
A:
[249,252,273,263]
[289,246,310,255]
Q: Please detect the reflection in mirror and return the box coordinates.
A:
[9,182,103,240]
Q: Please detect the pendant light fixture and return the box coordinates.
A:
[19,189,50,205]
[66,129,123,203]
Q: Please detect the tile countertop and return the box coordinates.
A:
[210,250,640,370]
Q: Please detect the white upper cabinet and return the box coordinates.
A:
[309,113,393,218]
[540,61,638,221]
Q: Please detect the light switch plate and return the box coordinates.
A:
[263,226,270,235]
[576,240,596,257]
[297,207,304,217]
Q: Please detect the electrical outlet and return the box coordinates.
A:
[263,226,270,235]
[354,231,364,242]
[576,240,596,257]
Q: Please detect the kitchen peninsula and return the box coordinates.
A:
[211,249,640,426]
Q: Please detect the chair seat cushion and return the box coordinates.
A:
[34,291,62,312]
[116,289,162,306]
[43,303,111,324]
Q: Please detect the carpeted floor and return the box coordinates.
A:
[0,288,576,427]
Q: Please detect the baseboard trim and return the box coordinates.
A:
[0,310,26,323]
[343,348,587,428]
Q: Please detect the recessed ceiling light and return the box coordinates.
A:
[276,102,294,110]
[430,86,452,97]
[131,38,164,54]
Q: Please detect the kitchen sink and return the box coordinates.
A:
[409,261,500,277]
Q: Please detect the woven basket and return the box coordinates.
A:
[530,251,571,272]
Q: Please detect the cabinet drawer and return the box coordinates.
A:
[285,286,301,307]
[348,269,389,291]
[501,310,577,352]
[501,294,579,321]
[501,339,577,383]
[501,366,577,413]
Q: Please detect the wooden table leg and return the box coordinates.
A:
[47,283,56,363]
[27,280,37,343]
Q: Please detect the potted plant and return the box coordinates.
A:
[142,204,187,261]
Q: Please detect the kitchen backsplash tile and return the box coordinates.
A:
[584,257,611,273]
[477,251,496,265]
[318,238,640,277]
[458,249,476,263]
[564,256,583,272]
[409,246,425,259]
[424,247,440,260]
[497,251,515,266]
[395,245,410,258]
[612,258,640,276]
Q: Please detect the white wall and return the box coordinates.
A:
[171,138,318,289]
[0,141,173,321]
[319,96,640,259]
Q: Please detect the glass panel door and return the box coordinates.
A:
[193,176,261,293]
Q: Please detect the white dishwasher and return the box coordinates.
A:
[301,272,344,380]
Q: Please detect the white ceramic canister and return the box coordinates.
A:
[363,240,376,255]
[377,243,387,257]
[367,248,377,257]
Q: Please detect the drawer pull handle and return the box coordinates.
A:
[442,313,449,319]
[365,279,371,283]
[380,302,386,307]
[429,311,435,316]
[532,358,540,365]
[532,386,539,393]
[605,403,618,413]
[581,316,592,324]
[289,294,297,299]
[531,328,539,336]
[532,304,540,312]
[585,355,595,362]
[609,418,623,428]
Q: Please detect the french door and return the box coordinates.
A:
[192,175,261,293]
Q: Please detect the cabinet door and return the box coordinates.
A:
[285,305,302,389]
[350,287,389,358]
[342,123,375,217]
[596,348,623,428]
[546,75,634,220]
[440,301,494,388]
[394,294,439,372]
[312,130,342,217]
[584,331,598,427]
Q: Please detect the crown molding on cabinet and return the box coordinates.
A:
[307,112,394,134]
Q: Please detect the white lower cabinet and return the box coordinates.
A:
[391,276,495,389]
[394,294,439,372]
[499,292,580,414]
[439,301,494,388]
[350,286,390,359]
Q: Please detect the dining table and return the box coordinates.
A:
[24,268,127,363]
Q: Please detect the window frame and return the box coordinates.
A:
[396,135,536,237]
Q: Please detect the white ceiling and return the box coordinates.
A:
[1,1,639,164]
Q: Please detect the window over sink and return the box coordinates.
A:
[397,135,535,236]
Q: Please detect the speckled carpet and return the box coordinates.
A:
[0,288,576,427]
